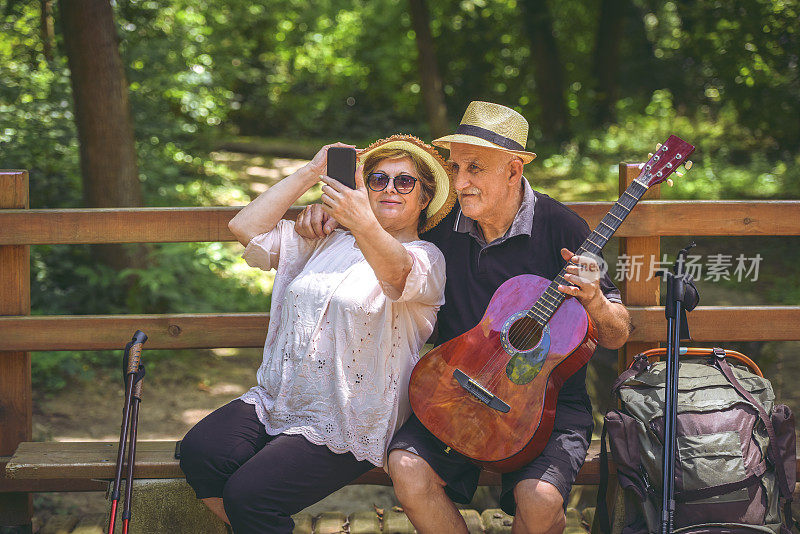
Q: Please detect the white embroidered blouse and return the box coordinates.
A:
[238,220,445,466]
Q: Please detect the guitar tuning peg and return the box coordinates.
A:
[656,143,662,150]
[648,153,654,158]
[639,163,645,169]
[675,171,684,177]
[666,179,674,187]
[685,160,693,170]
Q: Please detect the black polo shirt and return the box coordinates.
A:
[421,180,622,407]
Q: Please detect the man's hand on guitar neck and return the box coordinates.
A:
[557,248,631,350]
[557,247,607,308]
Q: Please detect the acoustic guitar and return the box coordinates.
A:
[408,135,695,473]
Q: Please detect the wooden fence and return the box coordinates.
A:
[2,165,800,528]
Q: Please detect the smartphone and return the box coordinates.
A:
[327,146,356,189]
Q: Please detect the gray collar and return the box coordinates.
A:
[454,177,535,247]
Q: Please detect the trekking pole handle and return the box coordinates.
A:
[132,369,144,400]
[132,375,143,399]
[126,331,148,375]
[673,242,696,276]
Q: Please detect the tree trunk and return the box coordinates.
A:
[519,0,570,142]
[591,0,626,125]
[40,0,54,61]
[408,0,449,139]
[59,0,143,272]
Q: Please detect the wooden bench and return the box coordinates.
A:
[6,440,800,488]
[1,441,607,534]
[1,440,605,488]
[3,165,800,530]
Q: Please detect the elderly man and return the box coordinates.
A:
[296,102,630,534]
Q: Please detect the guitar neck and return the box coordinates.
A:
[527,179,649,325]
[580,179,649,254]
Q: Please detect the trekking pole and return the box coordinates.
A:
[108,330,147,534]
[662,274,680,534]
[122,364,145,534]
[658,244,699,534]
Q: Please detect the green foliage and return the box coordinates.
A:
[195,0,422,139]
[29,240,272,391]
[0,5,81,208]
[648,0,799,148]
[530,89,800,203]
[31,242,269,315]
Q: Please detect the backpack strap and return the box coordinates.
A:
[611,353,650,394]
[598,353,651,533]
[597,421,612,534]
[597,411,652,534]
[711,348,796,530]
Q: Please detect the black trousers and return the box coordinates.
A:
[179,399,374,534]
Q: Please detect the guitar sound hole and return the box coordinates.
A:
[507,317,543,352]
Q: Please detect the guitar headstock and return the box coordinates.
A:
[635,135,695,188]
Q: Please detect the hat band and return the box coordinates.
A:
[455,124,525,152]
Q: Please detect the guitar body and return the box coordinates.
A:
[409,274,597,473]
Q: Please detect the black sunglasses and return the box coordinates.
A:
[366,171,418,194]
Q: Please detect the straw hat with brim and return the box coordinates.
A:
[432,101,537,164]
[358,134,456,233]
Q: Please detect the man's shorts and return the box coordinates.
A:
[388,403,593,515]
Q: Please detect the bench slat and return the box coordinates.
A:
[8,440,800,497]
[5,442,178,479]
[0,457,107,493]
[4,440,606,486]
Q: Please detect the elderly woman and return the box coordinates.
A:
[179,135,455,534]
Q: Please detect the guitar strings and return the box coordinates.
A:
[496,186,639,366]
[473,284,559,391]
[473,267,580,393]
[474,298,548,381]
[485,321,544,390]
[477,267,572,391]
[477,299,549,390]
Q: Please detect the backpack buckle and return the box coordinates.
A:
[633,352,651,372]
[640,466,657,499]
[711,347,726,364]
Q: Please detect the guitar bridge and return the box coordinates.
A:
[453,369,510,413]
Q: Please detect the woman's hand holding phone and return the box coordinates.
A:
[230,142,352,246]
[305,143,357,187]
[294,142,357,238]
[319,166,377,234]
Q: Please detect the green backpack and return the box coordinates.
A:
[597,348,796,534]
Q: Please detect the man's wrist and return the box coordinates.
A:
[583,292,608,317]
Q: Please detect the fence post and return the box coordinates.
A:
[618,163,661,373]
[0,170,32,532]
